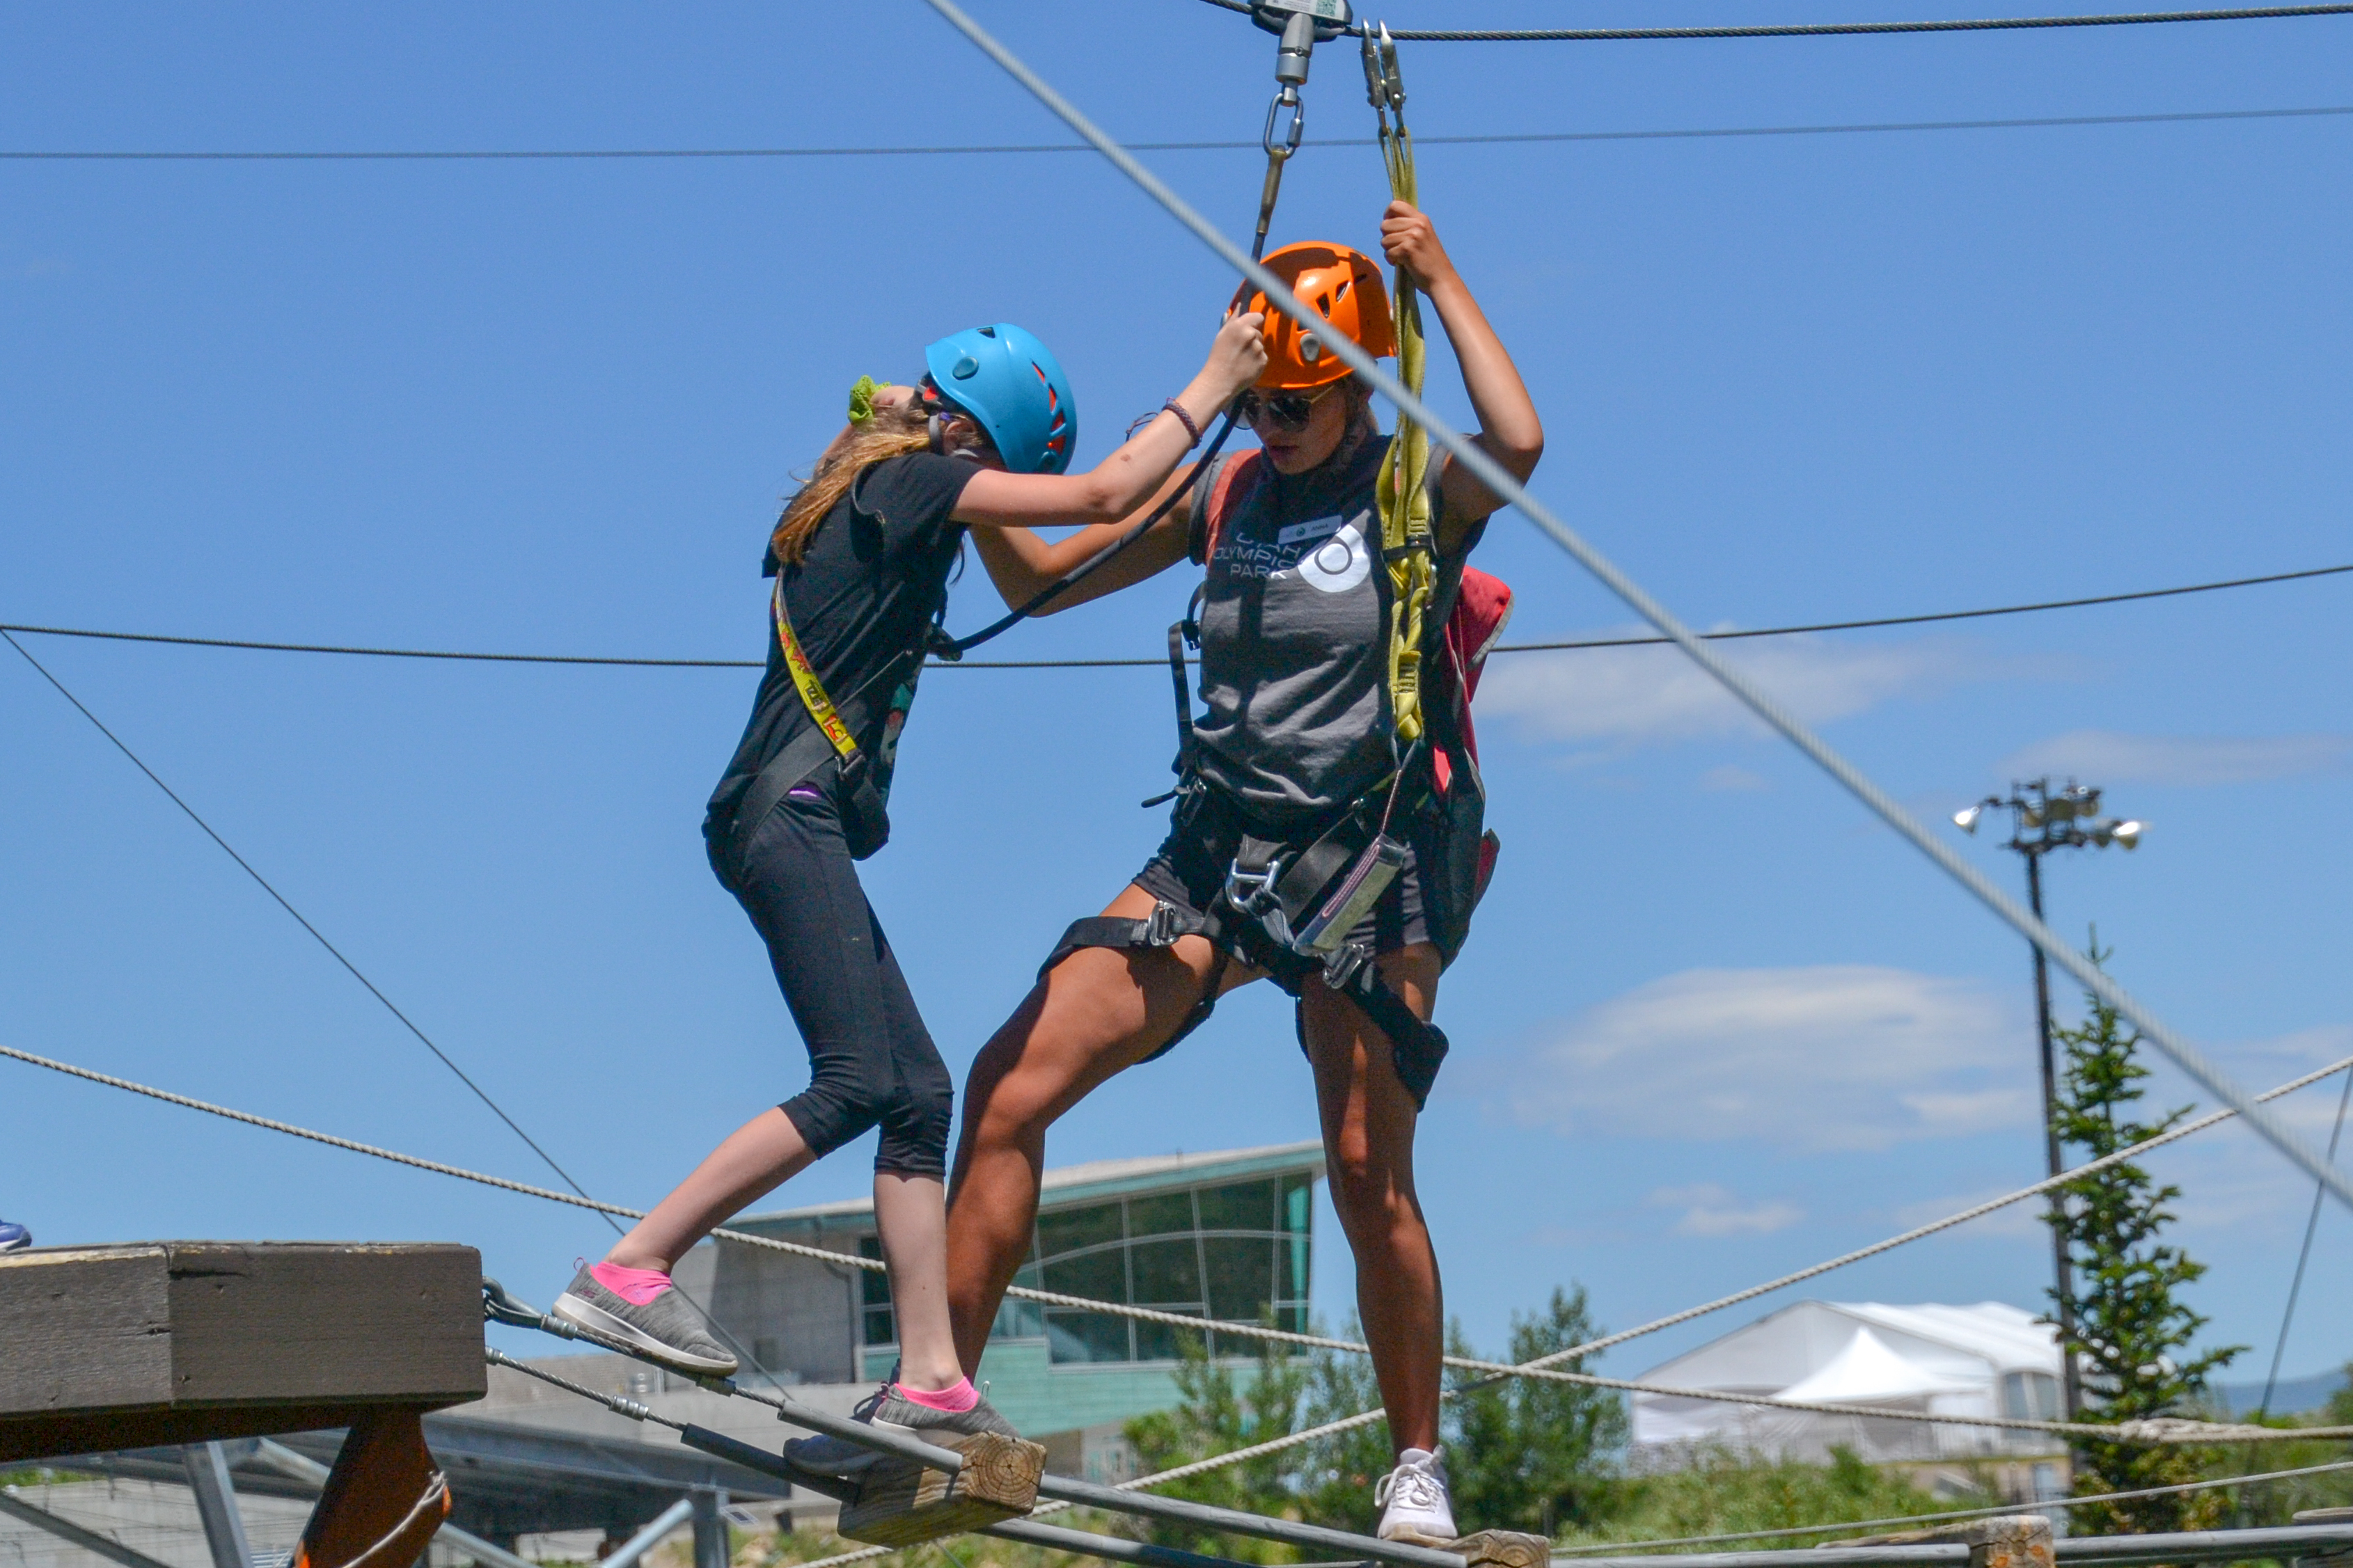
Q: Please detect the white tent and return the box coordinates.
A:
[1630,1301,2064,1466]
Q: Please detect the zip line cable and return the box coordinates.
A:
[916,0,2353,1217]
[1196,0,2353,41]
[2256,1061,2353,1416]
[6,560,2341,673]
[0,628,613,1228]
[6,104,2350,160]
[4,1032,2345,1439]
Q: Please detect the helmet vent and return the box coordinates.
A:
[952,355,979,379]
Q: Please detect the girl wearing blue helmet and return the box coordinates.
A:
[549,315,1266,1459]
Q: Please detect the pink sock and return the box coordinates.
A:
[895,1377,978,1413]
[590,1260,673,1306]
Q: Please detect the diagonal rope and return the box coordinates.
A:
[10,1037,2347,1446]
[0,628,611,1221]
[2256,1059,2353,1415]
[917,0,2353,1219]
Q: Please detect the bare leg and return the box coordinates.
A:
[606,1107,814,1272]
[872,1171,963,1390]
[945,884,1259,1372]
[1303,944,1443,1457]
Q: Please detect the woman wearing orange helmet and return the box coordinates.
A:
[950,200,1542,1544]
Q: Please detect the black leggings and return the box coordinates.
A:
[708,782,952,1177]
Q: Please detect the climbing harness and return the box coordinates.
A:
[711,478,942,871]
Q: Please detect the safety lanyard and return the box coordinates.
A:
[1364,23,1437,747]
[771,576,860,763]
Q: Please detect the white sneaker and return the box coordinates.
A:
[1375,1446,1458,1544]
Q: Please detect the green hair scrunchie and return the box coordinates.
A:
[847,375,883,427]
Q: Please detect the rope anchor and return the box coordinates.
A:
[1249,0,1353,258]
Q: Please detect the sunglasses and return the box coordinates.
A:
[1235,385,1337,431]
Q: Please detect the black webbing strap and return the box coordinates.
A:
[713,718,855,891]
[1037,902,1229,1057]
[938,413,1241,660]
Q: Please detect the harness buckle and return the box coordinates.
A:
[1144,900,1188,949]
[1224,855,1286,919]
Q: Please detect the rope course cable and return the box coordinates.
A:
[1547,1458,2353,1556]
[0,627,613,1226]
[919,0,2353,1217]
[6,104,2350,159]
[6,560,2341,672]
[7,1036,2346,1446]
[1196,0,2353,41]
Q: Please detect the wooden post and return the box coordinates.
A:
[1435,1531,1552,1568]
[835,1431,1048,1549]
[1826,1514,2056,1568]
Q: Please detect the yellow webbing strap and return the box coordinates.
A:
[1370,29,1434,743]
[772,576,859,761]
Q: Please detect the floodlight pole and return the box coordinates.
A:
[1956,777,2144,1430]
[2020,844,2084,1427]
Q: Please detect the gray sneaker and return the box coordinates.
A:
[550,1265,738,1377]
[785,1378,1020,1478]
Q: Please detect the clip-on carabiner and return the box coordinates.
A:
[1248,0,1353,260]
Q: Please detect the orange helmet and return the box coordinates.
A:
[1229,241,1394,390]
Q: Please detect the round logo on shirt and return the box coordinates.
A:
[1297,521,1372,594]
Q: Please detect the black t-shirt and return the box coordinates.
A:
[709,452,979,819]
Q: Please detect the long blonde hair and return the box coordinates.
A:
[769,402,933,568]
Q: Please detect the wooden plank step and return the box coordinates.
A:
[835,1430,1046,1549]
[0,1242,485,1462]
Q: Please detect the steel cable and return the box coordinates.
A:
[919,0,2353,1218]
[1197,0,2353,41]
[6,1036,2346,1443]
[4,561,2343,672]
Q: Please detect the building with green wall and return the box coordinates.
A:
[702,1141,1323,1464]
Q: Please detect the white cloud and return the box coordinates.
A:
[1648,1182,1807,1237]
[1477,633,1990,750]
[1699,765,1770,792]
[1513,965,2029,1151]
[1997,730,2352,788]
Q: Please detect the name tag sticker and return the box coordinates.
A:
[1276,513,1346,546]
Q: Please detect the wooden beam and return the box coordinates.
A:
[0,1243,485,1462]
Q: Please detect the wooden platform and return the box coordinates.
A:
[836,1430,1047,1549]
[0,1242,486,1462]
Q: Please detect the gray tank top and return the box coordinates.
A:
[1188,434,1433,830]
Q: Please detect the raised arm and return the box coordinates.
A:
[952,315,1262,534]
[1379,201,1544,548]
[963,461,1202,615]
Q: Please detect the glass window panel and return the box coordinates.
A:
[1046,1310,1133,1365]
[1281,1175,1313,1233]
[1042,1245,1126,1306]
[1277,1304,1309,1336]
[1196,1181,1276,1233]
[1135,1310,1207,1364]
[1038,1201,1124,1260]
[1203,1236,1275,1322]
[863,1306,896,1347]
[1131,1237,1203,1305]
[1126,1191,1196,1240]
[858,1235,891,1306]
[991,1297,1044,1340]
[1278,1230,1311,1301]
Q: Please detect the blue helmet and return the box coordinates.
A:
[923,323,1078,475]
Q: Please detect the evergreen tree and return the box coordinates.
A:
[1448,1288,1628,1537]
[2047,945,2244,1533]
[1124,1330,1309,1562]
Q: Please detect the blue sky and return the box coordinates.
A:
[3,2,2349,1402]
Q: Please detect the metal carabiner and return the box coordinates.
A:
[1261,87,1307,159]
[1377,23,1406,119]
